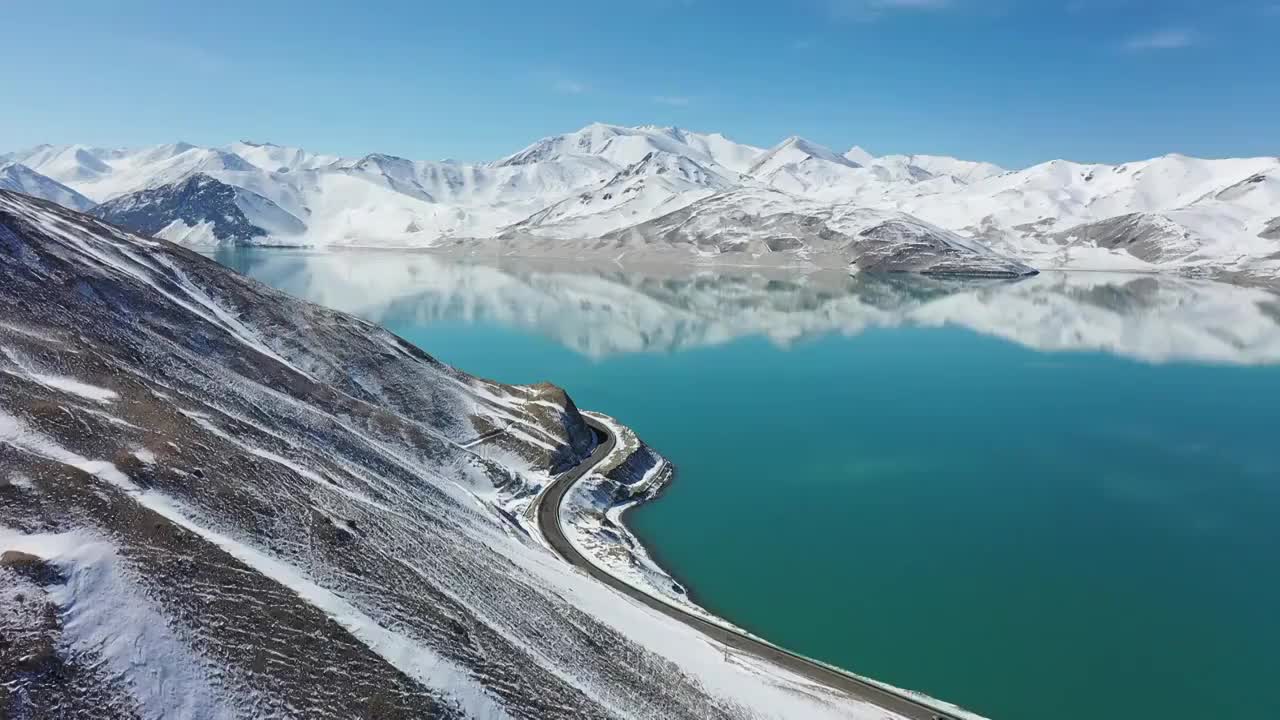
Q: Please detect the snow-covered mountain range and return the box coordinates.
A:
[5,123,1278,283]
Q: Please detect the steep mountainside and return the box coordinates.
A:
[7,125,1278,283]
[0,162,96,211]
[0,190,894,719]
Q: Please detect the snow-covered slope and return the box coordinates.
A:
[7,125,1278,284]
[508,151,736,238]
[744,137,877,199]
[585,187,1037,277]
[0,162,96,211]
[900,154,1278,235]
[223,140,341,173]
[12,143,262,203]
[9,144,114,185]
[651,126,765,174]
[1,189,907,719]
[869,153,1005,185]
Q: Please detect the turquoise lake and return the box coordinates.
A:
[213,247,1280,720]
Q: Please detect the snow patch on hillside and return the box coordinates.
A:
[0,526,238,720]
[0,408,516,719]
[1,347,119,403]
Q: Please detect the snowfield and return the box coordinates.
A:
[0,189,927,719]
[5,122,1275,283]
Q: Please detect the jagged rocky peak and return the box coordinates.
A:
[89,173,304,245]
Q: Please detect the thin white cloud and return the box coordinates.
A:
[652,95,692,106]
[553,79,589,95]
[1124,28,1197,51]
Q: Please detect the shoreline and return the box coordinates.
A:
[614,466,728,622]
[542,413,972,720]
[214,242,1280,291]
[555,412,722,623]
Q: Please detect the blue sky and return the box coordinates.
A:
[2,0,1276,168]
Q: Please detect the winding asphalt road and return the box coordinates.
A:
[534,416,964,720]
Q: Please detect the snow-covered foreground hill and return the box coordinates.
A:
[0,190,917,719]
[5,123,1278,283]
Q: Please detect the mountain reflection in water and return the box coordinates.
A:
[214,247,1280,366]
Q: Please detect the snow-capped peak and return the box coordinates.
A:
[15,144,114,184]
[747,136,862,178]
[494,122,630,166]
[844,145,877,167]
[492,123,762,177]
[223,140,342,173]
[130,142,199,165]
[0,162,97,211]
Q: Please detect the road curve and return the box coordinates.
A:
[535,416,964,720]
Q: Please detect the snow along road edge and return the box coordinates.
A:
[535,415,972,720]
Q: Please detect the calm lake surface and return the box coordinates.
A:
[214,247,1280,720]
